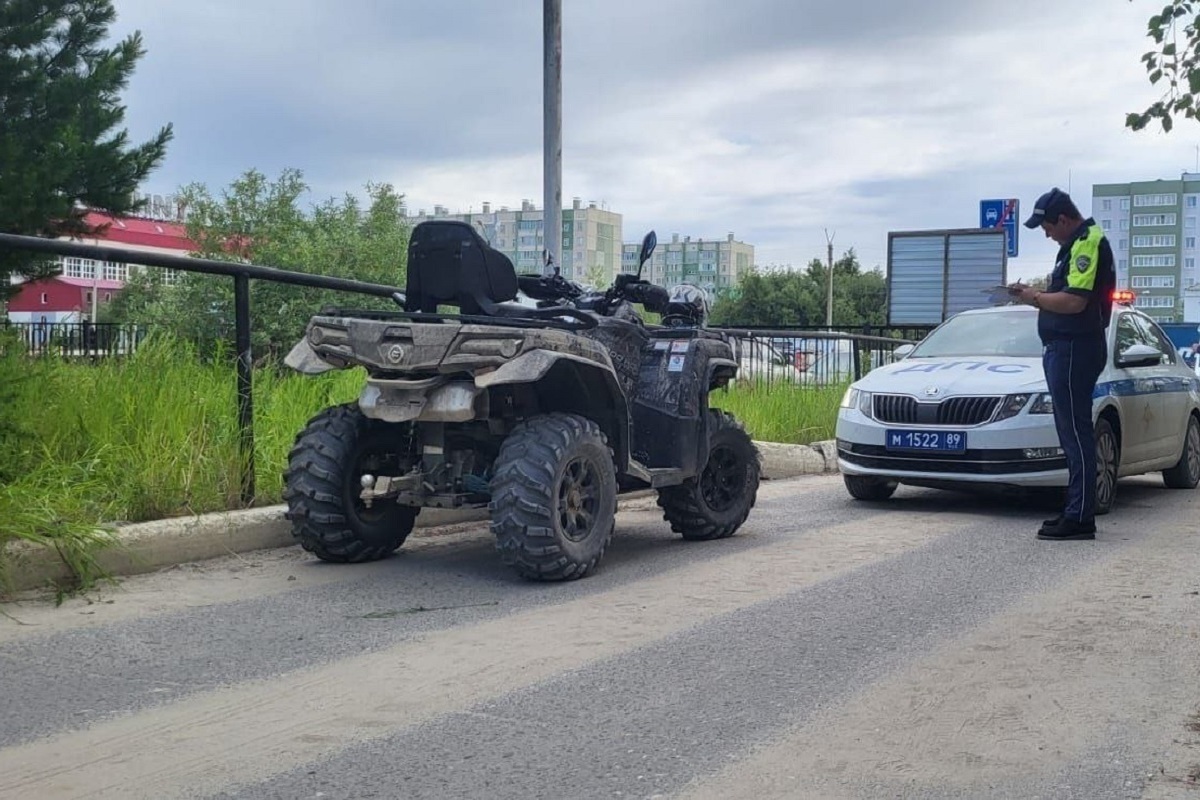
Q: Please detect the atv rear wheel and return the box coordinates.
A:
[657,410,760,541]
[283,404,418,563]
[490,413,617,581]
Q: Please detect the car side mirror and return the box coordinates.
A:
[1116,343,1163,369]
[893,343,915,359]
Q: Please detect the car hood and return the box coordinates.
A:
[858,356,1047,396]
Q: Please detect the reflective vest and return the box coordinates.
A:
[1038,218,1115,342]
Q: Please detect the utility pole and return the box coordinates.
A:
[543,0,562,277]
[825,228,835,327]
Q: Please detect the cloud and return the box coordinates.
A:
[110,0,1195,282]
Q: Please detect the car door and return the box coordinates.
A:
[1109,312,1164,467]
[1134,314,1193,463]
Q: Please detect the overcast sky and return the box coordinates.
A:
[111,0,1197,281]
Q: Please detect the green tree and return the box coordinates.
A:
[0,0,173,299]
[108,168,411,356]
[1126,0,1200,131]
[709,249,887,327]
[583,263,609,289]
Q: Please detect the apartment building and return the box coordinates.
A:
[621,232,754,299]
[1092,174,1200,323]
[404,198,623,283]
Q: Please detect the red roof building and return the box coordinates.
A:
[5,211,197,324]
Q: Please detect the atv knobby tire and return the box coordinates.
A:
[283,403,418,563]
[657,410,760,541]
[490,413,617,581]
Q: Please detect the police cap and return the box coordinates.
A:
[1024,187,1073,228]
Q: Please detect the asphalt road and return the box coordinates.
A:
[1,474,1199,800]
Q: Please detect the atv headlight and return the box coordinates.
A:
[1030,393,1054,415]
[994,393,1032,422]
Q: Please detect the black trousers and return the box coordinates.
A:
[1042,335,1107,521]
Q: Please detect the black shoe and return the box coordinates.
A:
[1041,514,1064,530]
[1037,517,1096,540]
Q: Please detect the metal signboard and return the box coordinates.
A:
[887,228,1008,325]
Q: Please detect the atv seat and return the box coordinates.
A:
[405,220,532,318]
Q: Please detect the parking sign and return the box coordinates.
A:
[980,199,1019,258]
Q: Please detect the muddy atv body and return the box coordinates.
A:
[282,220,759,580]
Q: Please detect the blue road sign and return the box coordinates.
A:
[980,198,1019,258]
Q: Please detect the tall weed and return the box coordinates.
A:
[711,381,845,444]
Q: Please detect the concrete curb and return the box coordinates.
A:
[2,439,838,595]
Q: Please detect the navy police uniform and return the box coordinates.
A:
[1026,191,1115,526]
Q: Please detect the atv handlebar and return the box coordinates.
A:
[621,281,670,314]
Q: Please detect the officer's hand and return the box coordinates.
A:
[1013,286,1040,306]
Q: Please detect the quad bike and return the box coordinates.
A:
[281,219,760,581]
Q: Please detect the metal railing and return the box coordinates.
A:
[719,325,935,385]
[0,230,938,505]
[0,232,403,504]
[2,321,148,358]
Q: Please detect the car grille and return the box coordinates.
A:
[872,394,918,423]
[872,394,1002,426]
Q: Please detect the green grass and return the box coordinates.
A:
[0,339,843,593]
[0,337,362,593]
[711,380,847,444]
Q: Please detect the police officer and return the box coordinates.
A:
[1011,187,1115,541]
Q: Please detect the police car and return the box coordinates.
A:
[835,302,1200,510]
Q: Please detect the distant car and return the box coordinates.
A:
[835,303,1200,510]
[736,336,856,386]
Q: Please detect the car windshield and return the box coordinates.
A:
[909,310,1043,358]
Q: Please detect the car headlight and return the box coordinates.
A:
[839,387,873,417]
[858,391,873,417]
[994,393,1032,421]
[1030,393,1054,414]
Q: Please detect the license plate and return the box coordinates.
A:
[885,429,966,453]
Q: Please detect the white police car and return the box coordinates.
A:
[836,303,1200,510]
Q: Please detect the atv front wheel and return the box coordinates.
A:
[490,413,617,581]
[657,410,760,541]
[283,404,418,563]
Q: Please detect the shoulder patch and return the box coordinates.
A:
[1075,254,1092,272]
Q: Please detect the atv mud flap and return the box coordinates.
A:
[283,338,338,375]
[631,335,728,475]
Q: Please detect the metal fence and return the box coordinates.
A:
[0,230,939,503]
[0,232,403,504]
[721,325,935,386]
[2,321,148,359]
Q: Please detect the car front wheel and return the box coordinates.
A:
[843,474,898,502]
